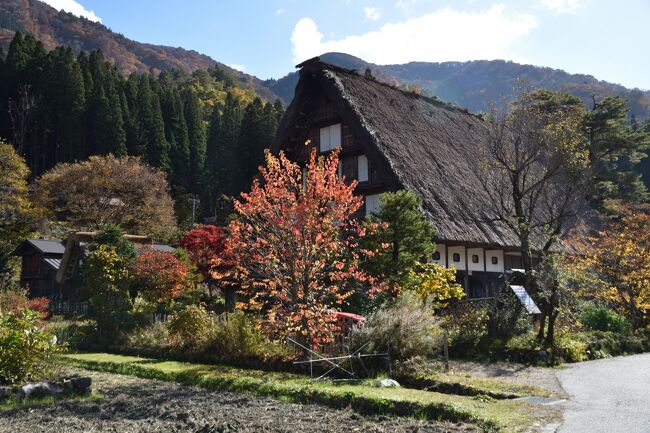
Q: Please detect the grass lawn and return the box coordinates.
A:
[396,369,554,398]
[61,353,555,433]
[0,390,101,411]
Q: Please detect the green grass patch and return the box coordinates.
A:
[395,370,553,399]
[0,390,101,411]
[61,353,546,432]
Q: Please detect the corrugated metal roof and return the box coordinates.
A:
[510,285,542,314]
[151,244,175,253]
[42,258,61,270]
[26,239,66,255]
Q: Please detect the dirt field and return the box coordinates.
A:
[0,368,480,433]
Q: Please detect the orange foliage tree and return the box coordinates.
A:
[229,148,383,348]
[132,250,191,303]
[570,212,650,328]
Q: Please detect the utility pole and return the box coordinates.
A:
[189,195,200,225]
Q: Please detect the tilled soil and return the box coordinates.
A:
[0,368,480,433]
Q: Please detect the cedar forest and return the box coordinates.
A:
[0,32,284,226]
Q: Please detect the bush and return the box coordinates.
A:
[127,321,169,350]
[0,309,61,385]
[167,305,216,349]
[43,318,97,350]
[0,288,50,319]
[351,292,443,361]
[580,306,631,334]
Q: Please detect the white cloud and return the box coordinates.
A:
[396,0,417,14]
[228,64,247,72]
[364,6,382,21]
[291,4,538,65]
[39,0,102,22]
[275,8,284,16]
[539,0,583,13]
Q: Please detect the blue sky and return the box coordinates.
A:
[41,0,650,89]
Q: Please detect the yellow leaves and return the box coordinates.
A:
[405,263,464,309]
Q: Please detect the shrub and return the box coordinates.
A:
[351,292,443,361]
[43,318,97,350]
[127,321,169,350]
[580,306,631,334]
[0,288,50,319]
[167,305,216,349]
[0,309,61,385]
[82,244,134,343]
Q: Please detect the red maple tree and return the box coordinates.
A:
[177,224,237,306]
[229,148,383,348]
[132,250,191,302]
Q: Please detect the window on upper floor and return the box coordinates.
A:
[453,253,461,262]
[491,256,498,265]
[319,123,342,152]
[358,155,369,182]
[432,251,441,260]
[472,254,479,263]
[342,156,357,181]
[365,194,381,217]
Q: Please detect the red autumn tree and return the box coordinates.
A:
[177,225,236,301]
[229,148,383,348]
[132,250,191,303]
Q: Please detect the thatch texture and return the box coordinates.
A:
[274,58,586,250]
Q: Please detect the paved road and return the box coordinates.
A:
[556,353,650,433]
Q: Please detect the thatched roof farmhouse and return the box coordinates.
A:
[273,57,582,299]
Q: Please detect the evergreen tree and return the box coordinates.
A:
[161,86,190,189]
[137,75,169,171]
[584,96,650,212]
[216,92,243,198]
[238,97,266,192]
[182,88,206,192]
[203,102,223,213]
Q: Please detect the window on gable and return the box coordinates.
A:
[453,253,461,262]
[342,156,357,181]
[319,123,342,152]
[472,254,479,264]
[432,251,441,260]
[358,155,369,182]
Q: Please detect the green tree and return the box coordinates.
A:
[362,190,436,288]
[183,88,206,192]
[0,140,32,280]
[583,96,650,213]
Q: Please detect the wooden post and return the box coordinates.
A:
[443,329,450,373]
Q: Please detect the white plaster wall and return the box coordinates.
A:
[485,250,504,273]
[467,247,484,272]
[447,246,466,271]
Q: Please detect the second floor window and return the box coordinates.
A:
[319,123,342,152]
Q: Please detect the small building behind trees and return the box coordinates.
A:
[12,233,173,301]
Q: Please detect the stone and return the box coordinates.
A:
[376,378,400,388]
[0,386,11,402]
[70,377,92,390]
[16,382,64,401]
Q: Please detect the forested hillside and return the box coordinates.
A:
[0,0,281,102]
[0,32,283,225]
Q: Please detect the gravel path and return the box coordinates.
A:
[557,353,650,433]
[0,368,479,433]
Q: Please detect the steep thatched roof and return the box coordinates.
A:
[275,58,586,249]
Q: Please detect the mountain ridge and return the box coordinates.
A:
[0,0,282,102]
[266,53,650,119]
